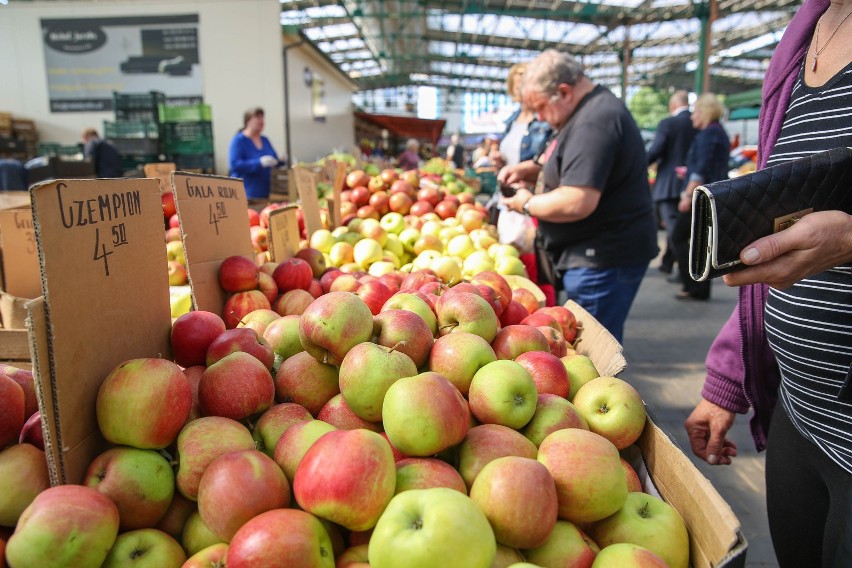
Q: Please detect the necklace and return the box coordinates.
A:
[812,8,852,71]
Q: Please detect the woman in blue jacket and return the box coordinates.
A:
[492,63,552,168]
[228,107,285,201]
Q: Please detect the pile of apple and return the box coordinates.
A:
[162,192,189,287]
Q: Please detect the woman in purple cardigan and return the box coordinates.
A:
[684,0,852,565]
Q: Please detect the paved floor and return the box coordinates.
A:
[618,246,778,567]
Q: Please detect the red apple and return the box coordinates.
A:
[299,292,374,366]
[316,394,382,432]
[388,192,413,215]
[395,458,467,494]
[434,200,458,220]
[536,306,579,344]
[380,169,399,186]
[330,274,361,293]
[516,351,570,398]
[308,279,323,299]
[320,268,343,293]
[522,311,560,331]
[273,288,315,317]
[247,208,260,227]
[357,205,380,220]
[524,520,600,568]
[206,327,274,369]
[0,443,50,527]
[165,227,182,242]
[154,493,195,541]
[350,186,371,207]
[18,412,45,451]
[1,366,36,421]
[199,352,275,420]
[511,288,540,315]
[171,311,226,368]
[226,509,335,568]
[475,284,504,318]
[257,271,278,304]
[347,170,370,189]
[250,225,268,252]
[521,394,588,447]
[428,332,496,396]
[458,424,538,490]
[273,258,313,292]
[417,187,441,207]
[251,402,313,457]
[538,325,569,357]
[370,191,390,216]
[372,310,434,368]
[275,351,340,416]
[259,203,284,228]
[295,248,327,279]
[409,200,433,217]
[491,325,550,360]
[622,458,643,493]
[162,191,176,218]
[223,290,271,329]
[399,270,438,292]
[218,256,259,293]
[499,300,529,327]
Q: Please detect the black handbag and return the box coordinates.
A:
[689,147,852,282]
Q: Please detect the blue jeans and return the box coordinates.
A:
[562,262,649,344]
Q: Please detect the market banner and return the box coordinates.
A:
[40,15,203,112]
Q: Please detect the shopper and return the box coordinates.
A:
[672,93,730,301]
[397,139,421,171]
[499,49,658,343]
[684,0,852,565]
[647,90,697,277]
[81,128,124,178]
[446,134,465,168]
[491,62,552,169]
[228,107,284,202]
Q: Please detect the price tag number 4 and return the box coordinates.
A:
[93,223,128,276]
[209,201,228,234]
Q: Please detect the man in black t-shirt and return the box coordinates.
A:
[499,49,658,343]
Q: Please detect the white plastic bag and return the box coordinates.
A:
[497,207,537,254]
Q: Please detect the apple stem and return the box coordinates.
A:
[597,404,610,415]
[438,323,457,331]
[388,341,407,354]
[638,502,652,518]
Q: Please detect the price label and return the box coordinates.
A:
[143,162,176,196]
[0,207,41,298]
[267,205,300,262]
[293,166,323,237]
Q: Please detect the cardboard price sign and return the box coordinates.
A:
[28,178,172,484]
[322,160,346,229]
[267,205,301,263]
[0,207,41,299]
[171,172,253,315]
[292,166,323,237]
[143,162,176,196]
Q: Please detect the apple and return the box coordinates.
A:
[0,444,50,527]
[499,300,529,327]
[435,292,499,343]
[382,292,438,336]
[524,520,600,568]
[536,306,579,344]
[330,273,361,292]
[165,227,182,242]
[162,191,177,217]
[468,360,537,430]
[521,311,560,331]
[457,424,538,490]
[262,314,304,361]
[167,260,187,286]
[495,256,528,277]
[275,351,340,416]
[97,358,191,450]
[181,511,223,556]
[183,543,229,568]
[562,355,600,401]
[538,429,627,523]
[347,170,370,189]
[316,394,382,432]
[388,192,414,215]
[320,268,343,292]
[435,200,458,220]
[350,186,371,207]
[259,203,284,228]
[226,508,335,568]
[171,311,226,368]
[522,394,588,446]
[308,279,323,298]
[380,169,399,186]
[5,485,119,568]
[273,288,315,316]
[428,332,496,396]
[101,528,186,567]
[460,209,486,232]
[511,288,539,315]
[410,200,434,217]
[198,450,290,541]
[251,402,313,456]
[391,178,416,196]
[473,283,503,317]
[357,205,380,220]
[469,456,558,549]
[166,240,186,266]
[0,375,24,449]
[372,309,434,368]
[294,429,395,531]
[273,257,313,292]
[622,458,643,493]
[357,280,394,315]
[369,488,496,568]
[18,412,44,451]
[250,225,269,252]
[368,176,386,193]
[589,493,689,568]
[273,419,336,483]
[296,248,328,278]
[394,458,466,495]
[299,292,374,366]
[516,351,570,398]
[218,256,259,292]
[491,325,549,360]
[592,543,668,567]
[206,327,274,369]
[259,262,278,276]
[175,416,256,500]
[236,308,280,337]
[534,325,568,358]
[223,290,271,329]
[382,372,470,457]
[572,377,647,450]
[337,543,369,567]
[199,352,275,420]
[151,493,194,543]
[417,187,442,207]
[309,229,336,253]
[492,545,525,568]
[247,208,260,226]
[339,342,418,422]
[370,191,391,215]
[84,446,174,531]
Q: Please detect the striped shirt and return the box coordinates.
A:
[764,61,852,474]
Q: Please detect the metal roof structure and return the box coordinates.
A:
[281,0,798,97]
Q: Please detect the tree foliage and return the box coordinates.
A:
[628,87,670,130]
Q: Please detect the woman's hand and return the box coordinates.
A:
[500,188,533,214]
[723,210,852,289]
[684,399,738,465]
[497,160,540,186]
[677,194,692,213]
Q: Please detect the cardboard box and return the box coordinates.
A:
[568,299,746,568]
[0,205,41,300]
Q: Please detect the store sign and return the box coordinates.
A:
[41,15,202,112]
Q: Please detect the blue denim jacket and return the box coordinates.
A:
[505,108,552,162]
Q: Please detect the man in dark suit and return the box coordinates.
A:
[647,91,696,275]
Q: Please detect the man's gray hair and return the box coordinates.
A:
[524,49,585,94]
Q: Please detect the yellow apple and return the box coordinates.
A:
[399,228,421,253]
[447,235,476,259]
[421,221,444,239]
[463,251,496,279]
[382,251,401,268]
[329,242,355,267]
[431,256,462,285]
[369,261,398,277]
[489,243,521,260]
[384,234,405,259]
[354,238,384,269]
[331,226,349,238]
[340,262,361,274]
[495,256,528,277]
[470,229,497,251]
[309,229,336,253]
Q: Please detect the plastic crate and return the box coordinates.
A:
[37,143,83,157]
[107,138,161,156]
[162,122,213,154]
[172,153,215,173]
[113,91,165,122]
[475,169,498,195]
[103,121,160,139]
[159,104,212,123]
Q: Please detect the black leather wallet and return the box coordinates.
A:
[689,147,852,281]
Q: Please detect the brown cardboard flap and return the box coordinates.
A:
[322,161,346,229]
[267,205,301,263]
[143,163,177,196]
[29,178,172,484]
[0,193,30,210]
[25,297,60,484]
[293,166,323,237]
[0,329,29,359]
[170,173,253,315]
[638,418,742,568]
[567,299,626,377]
[0,206,41,299]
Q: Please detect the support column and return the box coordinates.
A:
[621,26,631,100]
[695,0,717,94]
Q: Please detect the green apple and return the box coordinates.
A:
[166,240,186,265]
[469,360,538,429]
[399,228,421,253]
[262,314,305,361]
[102,528,186,568]
[524,520,599,568]
[339,342,418,422]
[572,377,647,450]
[181,511,223,556]
[561,355,599,401]
[381,212,407,235]
[310,229,337,253]
[428,332,496,396]
[370,260,398,277]
[384,232,405,257]
[521,393,588,447]
[0,444,50,527]
[538,429,627,523]
[369,488,496,568]
[589,493,689,568]
[447,234,476,259]
[273,419,337,483]
[458,424,538,490]
[470,229,497,251]
[435,292,500,343]
[592,543,668,567]
[488,243,520,260]
[382,292,438,336]
[462,251,495,280]
[495,256,528,277]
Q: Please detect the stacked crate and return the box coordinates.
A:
[159,103,214,173]
[12,119,39,158]
[0,113,35,162]
[105,91,165,171]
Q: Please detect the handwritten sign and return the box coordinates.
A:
[0,207,41,299]
[267,205,301,263]
[292,166,323,237]
[324,160,346,229]
[143,162,176,196]
[29,178,172,483]
[171,173,253,315]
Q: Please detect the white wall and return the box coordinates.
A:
[0,0,285,174]
[283,36,356,163]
